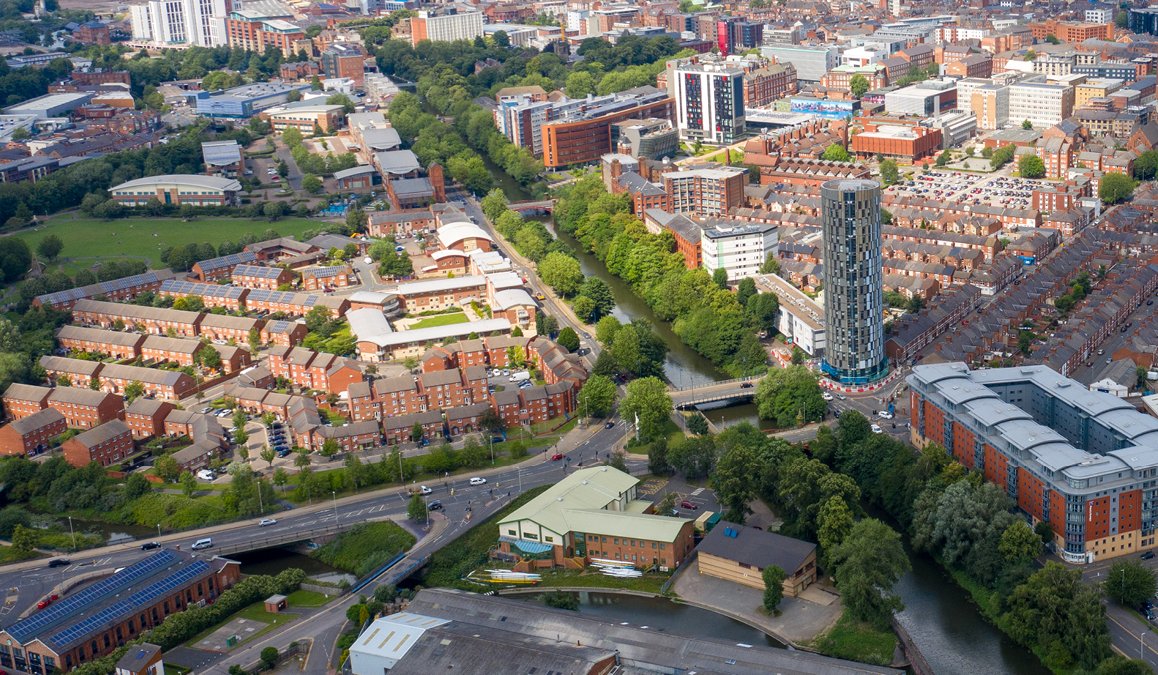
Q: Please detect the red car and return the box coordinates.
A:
[680,500,697,510]
[36,594,58,610]
[551,453,564,461]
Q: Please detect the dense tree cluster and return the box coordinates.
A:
[753,365,825,428]
[811,412,1114,671]
[590,317,667,379]
[557,175,770,375]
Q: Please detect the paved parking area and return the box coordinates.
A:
[885,169,1051,210]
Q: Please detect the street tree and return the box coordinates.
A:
[830,518,911,626]
[1100,172,1137,205]
[1003,562,1110,670]
[619,377,671,442]
[754,365,825,428]
[878,159,899,185]
[480,188,508,221]
[667,434,717,479]
[259,446,276,470]
[557,326,580,352]
[1104,559,1157,608]
[1018,154,1046,179]
[577,374,615,418]
[539,252,583,297]
[762,565,786,613]
[849,73,870,98]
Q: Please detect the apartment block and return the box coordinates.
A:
[1009,82,1075,128]
[662,166,747,218]
[0,408,66,456]
[61,420,134,468]
[47,387,125,430]
[2,383,51,421]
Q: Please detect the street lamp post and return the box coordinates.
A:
[156,523,161,539]
[332,490,338,522]
[67,516,75,551]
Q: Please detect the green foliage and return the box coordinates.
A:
[848,74,870,98]
[830,519,910,626]
[1104,559,1157,608]
[989,144,1016,170]
[619,377,672,442]
[754,365,825,428]
[1018,154,1045,179]
[822,144,852,163]
[762,565,786,612]
[577,374,615,417]
[1022,119,1034,130]
[1003,563,1110,670]
[878,159,899,186]
[686,412,709,435]
[667,434,717,479]
[542,590,579,610]
[407,493,427,521]
[539,252,583,296]
[1099,172,1137,205]
[36,234,63,261]
[556,326,580,352]
[311,522,416,577]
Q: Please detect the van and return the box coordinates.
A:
[191,538,213,550]
[196,469,216,481]
[509,371,530,384]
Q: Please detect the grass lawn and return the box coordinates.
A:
[286,589,333,607]
[186,601,293,647]
[625,419,683,457]
[163,664,191,675]
[409,313,470,330]
[809,612,897,666]
[14,215,322,275]
[311,522,416,577]
[534,569,669,594]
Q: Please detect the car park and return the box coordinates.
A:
[469,477,487,485]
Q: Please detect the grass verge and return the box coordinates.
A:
[809,612,897,666]
[311,521,416,577]
[286,589,333,607]
[409,313,470,330]
[532,569,669,594]
[186,600,294,648]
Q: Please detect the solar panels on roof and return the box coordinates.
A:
[36,271,168,306]
[6,550,177,644]
[195,251,257,272]
[233,264,286,279]
[246,289,319,307]
[46,560,211,650]
[160,279,246,299]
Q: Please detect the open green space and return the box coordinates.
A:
[186,600,292,648]
[311,521,416,577]
[14,215,322,274]
[532,569,669,594]
[286,589,333,607]
[409,312,470,330]
[809,612,898,667]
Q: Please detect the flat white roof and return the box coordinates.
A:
[111,175,242,192]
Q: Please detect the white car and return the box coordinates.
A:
[258,518,277,527]
[418,485,433,495]
[821,392,834,401]
[871,424,884,434]
[469,477,487,486]
[878,410,894,420]
[195,469,216,481]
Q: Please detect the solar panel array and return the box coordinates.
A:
[46,560,211,651]
[160,279,246,300]
[305,266,345,280]
[266,320,292,332]
[195,251,256,272]
[38,272,163,306]
[233,264,285,280]
[246,289,319,309]
[6,551,176,644]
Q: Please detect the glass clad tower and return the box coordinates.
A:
[820,179,888,384]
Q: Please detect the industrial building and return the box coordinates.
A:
[193,83,310,119]
[109,175,242,207]
[3,92,94,119]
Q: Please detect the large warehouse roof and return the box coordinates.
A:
[111,175,242,192]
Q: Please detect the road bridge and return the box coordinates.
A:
[669,376,762,409]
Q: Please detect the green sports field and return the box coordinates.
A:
[14,215,324,274]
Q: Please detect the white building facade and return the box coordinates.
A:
[700,222,778,281]
[1009,82,1074,128]
[130,0,229,47]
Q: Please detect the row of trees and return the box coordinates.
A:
[557,174,772,375]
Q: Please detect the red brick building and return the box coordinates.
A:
[0,408,66,456]
[56,326,144,360]
[61,420,134,467]
[47,387,125,430]
[124,398,176,440]
[2,383,51,421]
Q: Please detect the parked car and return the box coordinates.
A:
[469,477,487,486]
[680,500,697,510]
[1143,551,1155,560]
[870,424,884,434]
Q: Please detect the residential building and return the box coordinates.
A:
[231,264,295,290]
[124,398,176,440]
[662,166,747,218]
[158,280,247,312]
[129,0,229,47]
[754,273,825,356]
[225,8,304,57]
[70,299,202,337]
[191,251,258,282]
[97,364,197,400]
[61,419,134,467]
[611,118,679,160]
[410,9,484,46]
[33,270,176,311]
[140,335,205,366]
[700,221,778,281]
[0,408,66,456]
[672,58,745,144]
[0,550,239,672]
[320,44,367,85]
[47,387,124,430]
[909,362,1158,562]
[820,179,887,384]
[2,383,51,421]
[109,175,241,208]
[497,466,696,570]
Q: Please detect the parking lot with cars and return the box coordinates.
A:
[884,169,1052,209]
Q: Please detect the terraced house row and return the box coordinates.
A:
[909,362,1158,563]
